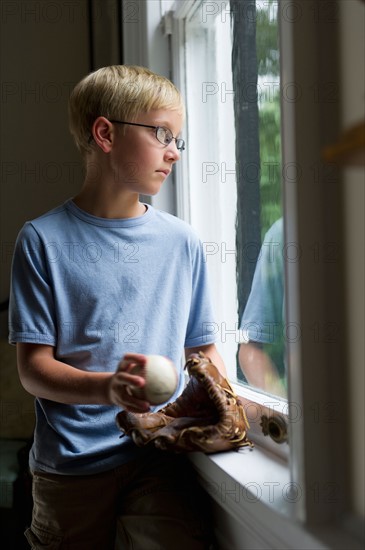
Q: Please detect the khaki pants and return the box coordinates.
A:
[25,449,213,549]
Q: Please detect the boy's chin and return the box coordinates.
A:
[139,185,164,197]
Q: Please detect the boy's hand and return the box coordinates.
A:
[116,352,253,453]
[109,353,151,413]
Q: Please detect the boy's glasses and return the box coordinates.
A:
[109,120,185,152]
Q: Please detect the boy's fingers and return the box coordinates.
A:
[118,353,147,375]
[111,353,150,411]
[116,371,145,387]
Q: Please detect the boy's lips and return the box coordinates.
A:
[156,169,171,176]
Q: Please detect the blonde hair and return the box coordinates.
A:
[68,65,184,155]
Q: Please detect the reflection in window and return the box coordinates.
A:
[232,0,286,397]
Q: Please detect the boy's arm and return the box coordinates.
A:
[185,343,227,377]
[238,342,286,398]
[16,343,150,412]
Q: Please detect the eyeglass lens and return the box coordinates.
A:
[156,127,185,151]
[156,127,172,145]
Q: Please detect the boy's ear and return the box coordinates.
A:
[91,117,115,153]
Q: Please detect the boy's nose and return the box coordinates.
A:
[164,142,181,162]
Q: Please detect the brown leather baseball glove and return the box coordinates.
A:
[116,352,253,453]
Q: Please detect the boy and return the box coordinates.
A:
[9,65,225,549]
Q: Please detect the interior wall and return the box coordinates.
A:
[0,0,88,337]
[0,0,122,437]
[0,0,122,339]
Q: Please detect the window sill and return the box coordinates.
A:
[189,447,364,550]
[189,444,294,519]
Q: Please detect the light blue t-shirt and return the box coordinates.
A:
[9,200,216,474]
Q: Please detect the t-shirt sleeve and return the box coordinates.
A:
[9,223,57,345]
[239,219,284,344]
[184,238,217,348]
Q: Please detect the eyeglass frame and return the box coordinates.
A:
[109,120,186,152]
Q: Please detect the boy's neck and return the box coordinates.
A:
[73,187,147,219]
[74,150,149,219]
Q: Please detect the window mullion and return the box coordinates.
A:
[171,16,191,223]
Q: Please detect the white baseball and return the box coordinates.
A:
[130,355,178,405]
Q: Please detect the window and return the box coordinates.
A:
[171,0,289,454]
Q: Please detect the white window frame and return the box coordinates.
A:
[121,2,364,548]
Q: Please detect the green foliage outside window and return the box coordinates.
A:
[256,0,282,241]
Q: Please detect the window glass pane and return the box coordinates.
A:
[233,0,286,398]
[183,0,287,399]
